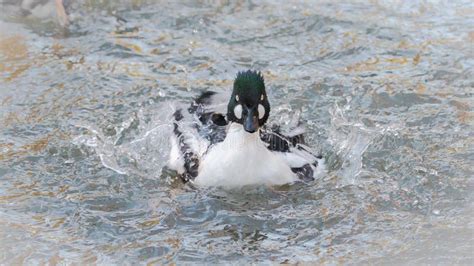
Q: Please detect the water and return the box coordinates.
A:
[1,0,473,264]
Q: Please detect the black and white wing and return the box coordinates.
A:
[260,125,323,181]
[168,91,229,181]
[188,91,229,144]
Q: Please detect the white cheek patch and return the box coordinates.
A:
[258,104,265,119]
[234,104,242,119]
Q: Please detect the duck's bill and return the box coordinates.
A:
[243,108,259,133]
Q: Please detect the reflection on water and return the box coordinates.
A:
[0,0,473,264]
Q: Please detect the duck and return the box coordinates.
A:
[2,0,69,27]
[167,70,324,187]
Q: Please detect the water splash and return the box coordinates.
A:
[73,103,176,177]
[327,101,399,186]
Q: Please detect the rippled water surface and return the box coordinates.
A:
[1,0,473,264]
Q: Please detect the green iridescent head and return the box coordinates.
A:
[227,70,270,133]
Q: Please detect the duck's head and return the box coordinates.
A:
[227,70,270,133]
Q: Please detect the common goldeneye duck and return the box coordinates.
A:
[4,0,69,27]
[168,70,324,187]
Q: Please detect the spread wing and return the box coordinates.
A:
[188,91,228,144]
[168,91,228,181]
[260,125,323,181]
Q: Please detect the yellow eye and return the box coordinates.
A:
[236,95,239,102]
[260,94,264,101]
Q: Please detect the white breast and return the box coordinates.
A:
[194,123,298,188]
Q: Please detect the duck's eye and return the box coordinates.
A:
[258,104,265,119]
[260,94,264,101]
[235,95,239,102]
[234,104,242,119]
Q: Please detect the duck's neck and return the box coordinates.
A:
[224,123,262,148]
